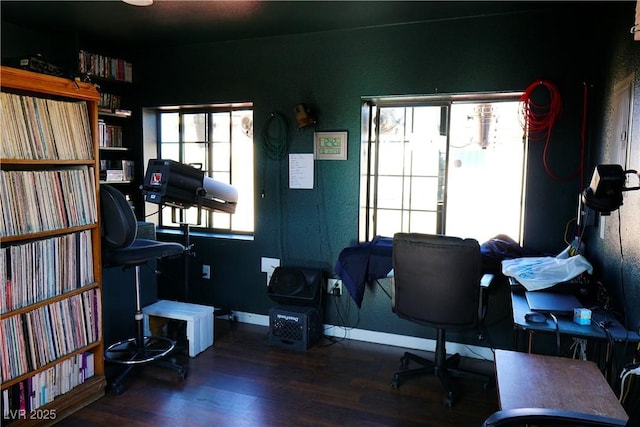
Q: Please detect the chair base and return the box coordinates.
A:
[391,329,493,407]
[107,356,189,395]
[105,335,188,395]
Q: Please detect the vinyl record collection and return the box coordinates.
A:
[0,167,98,237]
[0,230,94,314]
[0,92,94,160]
[0,288,101,382]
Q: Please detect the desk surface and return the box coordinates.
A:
[495,349,628,421]
[510,291,640,342]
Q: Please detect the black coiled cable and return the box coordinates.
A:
[261,112,289,160]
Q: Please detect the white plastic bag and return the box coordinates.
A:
[501,247,593,291]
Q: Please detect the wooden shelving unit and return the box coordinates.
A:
[0,66,105,425]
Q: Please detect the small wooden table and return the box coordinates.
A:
[494,349,628,422]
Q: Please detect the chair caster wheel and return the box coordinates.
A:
[391,377,401,389]
[110,382,126,396]
[178,366,188,380]
[400,356,410,368]
[443,392,455,407]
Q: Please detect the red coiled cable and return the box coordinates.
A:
[520,80,586,183]
[520,80,563,140]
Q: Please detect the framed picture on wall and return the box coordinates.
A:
[314,131,348,160]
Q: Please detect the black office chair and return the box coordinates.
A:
[482,407,634,427]
[100,184,186,394]
[391,232,492,407]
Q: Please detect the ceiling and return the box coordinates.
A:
[1,1,554,48]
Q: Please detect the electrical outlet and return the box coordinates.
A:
[202,264,211,280]
[327,278,342,296]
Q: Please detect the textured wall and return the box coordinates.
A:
[131,4,633,344]
[584,19,640,334]
[3,3,636,347]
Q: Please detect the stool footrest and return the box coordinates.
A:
[105,336,175,365]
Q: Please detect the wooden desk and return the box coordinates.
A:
[494,349,628,422]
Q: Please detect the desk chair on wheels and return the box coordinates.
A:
[391,232,492,407]
[482,407,637,426]
[100,185,186,394]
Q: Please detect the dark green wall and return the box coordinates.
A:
[3,2,638,348]
[133,4,634,345]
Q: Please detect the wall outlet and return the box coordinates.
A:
[261,257,280,287]
[202,264,211,280]
[327,278,342,296]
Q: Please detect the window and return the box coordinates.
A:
[360,94,526,244]
[156,104,254,234]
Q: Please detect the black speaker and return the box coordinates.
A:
[267,267,323,308]
[268,305,322,351]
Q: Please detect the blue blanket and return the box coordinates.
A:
[335,236,393,308]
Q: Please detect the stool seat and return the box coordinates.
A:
[104,239,184,267]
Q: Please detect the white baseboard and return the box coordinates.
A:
[230,310,495,362]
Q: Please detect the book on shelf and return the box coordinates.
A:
[98,92,121,110]
[78,50,132,83]
[98,120,123,148]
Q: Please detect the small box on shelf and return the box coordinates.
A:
[100,159,135,182]
[102,169,124,182]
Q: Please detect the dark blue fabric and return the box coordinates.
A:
[335,236,393,308]
[479,234,544,274]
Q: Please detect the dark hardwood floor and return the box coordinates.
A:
[58,320,499,426]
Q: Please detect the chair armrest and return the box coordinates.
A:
[480,273,494,288]
[482,408,628,427]
[477,274,496,337]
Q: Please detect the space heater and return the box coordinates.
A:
[267,267,324,351]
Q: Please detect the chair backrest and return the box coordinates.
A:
[392,232,482,331]
[100,185,137,249]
